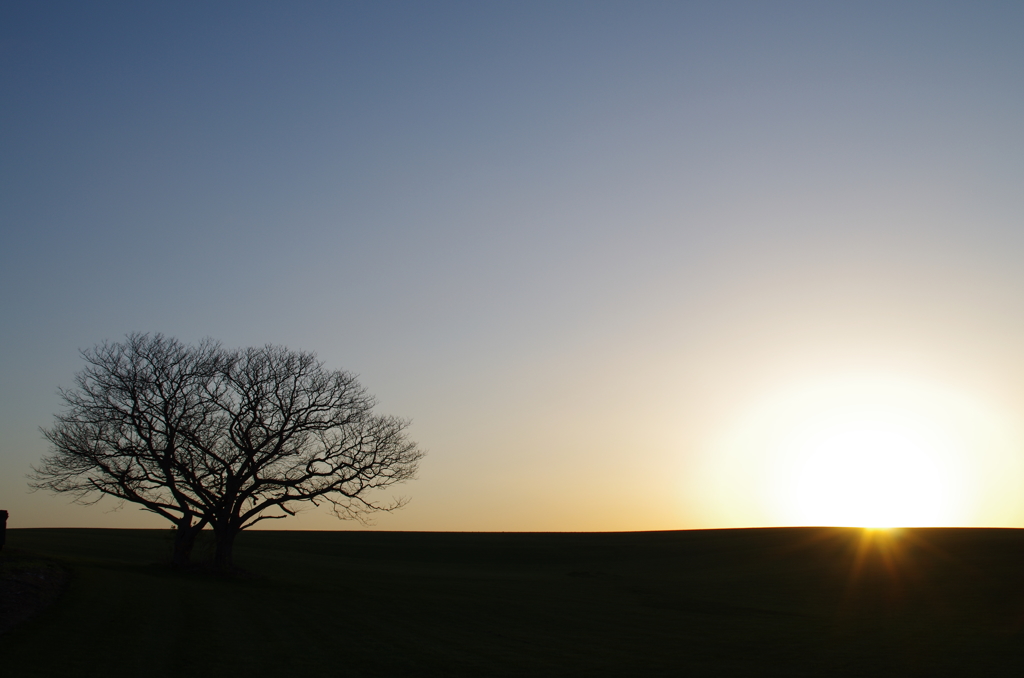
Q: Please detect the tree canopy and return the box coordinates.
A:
[32,334,424,568]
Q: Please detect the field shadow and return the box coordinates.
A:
[0,548,70,635]
[4,527,1024,676]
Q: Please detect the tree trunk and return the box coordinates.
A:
[213,524,237,571]
[170,518,205,567]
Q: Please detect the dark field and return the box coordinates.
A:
[3,527,1024,676]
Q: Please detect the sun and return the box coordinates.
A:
[778,408,954,527]
[696,373,1023,529]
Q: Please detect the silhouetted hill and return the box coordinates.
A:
[3,527,1024,676]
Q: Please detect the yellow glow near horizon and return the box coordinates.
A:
[697,374,1024,529]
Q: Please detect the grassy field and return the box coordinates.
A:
[2,526,1024,676]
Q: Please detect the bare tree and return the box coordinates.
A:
[32,335,424,570]
[31,334,224,566]
[189,344,423,569]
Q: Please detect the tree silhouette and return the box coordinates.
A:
[32,335,223,566]
[31,334,423,569]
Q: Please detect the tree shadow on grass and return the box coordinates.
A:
[149,528,265,581]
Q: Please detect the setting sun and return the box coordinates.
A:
[698,374,1024,529]
[777,409,956,527]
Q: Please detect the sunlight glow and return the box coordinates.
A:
[777,408,954,527]
[697,374,1024,529]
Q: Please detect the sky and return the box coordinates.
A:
[3,1,1024,532]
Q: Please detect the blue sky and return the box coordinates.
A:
[4,2,1024,530]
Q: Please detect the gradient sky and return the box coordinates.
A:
[3,2,1024,531]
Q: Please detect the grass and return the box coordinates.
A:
[3,526,1024,676]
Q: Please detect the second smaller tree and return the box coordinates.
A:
[193,344,423,569]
